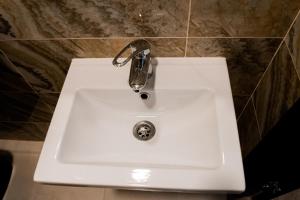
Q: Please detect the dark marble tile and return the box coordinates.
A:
[0,49,33,92]
[39,93,60,112]
[286,14,300,75]
[237,98,261,158]
[233,95,250,118]
[0,122,49,140]
[253,44,300,137]
[0,0,189,39]
[0,40,71,92]
[187,38,281,96]
[189,0,300,37]
[0,92,53,122]
[0,38,185,92]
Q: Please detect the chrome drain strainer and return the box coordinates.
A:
[133,121,156,141]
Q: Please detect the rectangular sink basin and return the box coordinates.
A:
[34,58,245,192]
[59,89,220,169]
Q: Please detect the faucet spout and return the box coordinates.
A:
[112,39,151,93]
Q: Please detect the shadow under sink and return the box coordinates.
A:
[0,150,13,199]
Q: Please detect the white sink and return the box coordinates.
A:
[34,58,245,192]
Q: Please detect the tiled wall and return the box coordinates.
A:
[238,11,300,157]
[0,1,300,146]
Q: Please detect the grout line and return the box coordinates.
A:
[237,9,300,129]
[103,188,107,200]
[0,36,187,41]
[249,41,283,97]
[251,96,262,138]
[237,97,251,121]
[185,37,189,57]
[36,92,61,94]
[187,36,283,39]
[237,9,300,122]
[237,41,283,121]
[0,36,284,42]
[184,0,192,57]
[283,8,300,40]
[285,40,300,81]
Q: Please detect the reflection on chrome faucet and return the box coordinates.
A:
[112,39,152,93]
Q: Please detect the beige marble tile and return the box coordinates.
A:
[32,184,104,200]
[104,189,178,200]
[186,38,281,96]
[4,152,40,200]
[0,139,43,153]
[146,38,185,57]
[68,38,186,58]
[0,0,189,39]
[189,0,300,37]
[274,188,300,200]
[104,189,225,200]
[176,193,226,200]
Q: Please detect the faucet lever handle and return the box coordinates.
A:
[112,39,151,67]
[112,43,134,67]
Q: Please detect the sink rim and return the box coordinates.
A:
[34,57,245,192]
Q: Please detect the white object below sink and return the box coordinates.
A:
[34,58,245,192]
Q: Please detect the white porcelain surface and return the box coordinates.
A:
[34,58,245,192]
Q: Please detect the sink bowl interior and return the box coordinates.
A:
[58,89,222,169]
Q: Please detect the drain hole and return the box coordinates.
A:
[133,121,156,141]
[140,93,149,100]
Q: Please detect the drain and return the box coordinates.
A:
[140,92,149,100]
[133,121,156,141]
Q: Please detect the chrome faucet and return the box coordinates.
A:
[112,39,151,93]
